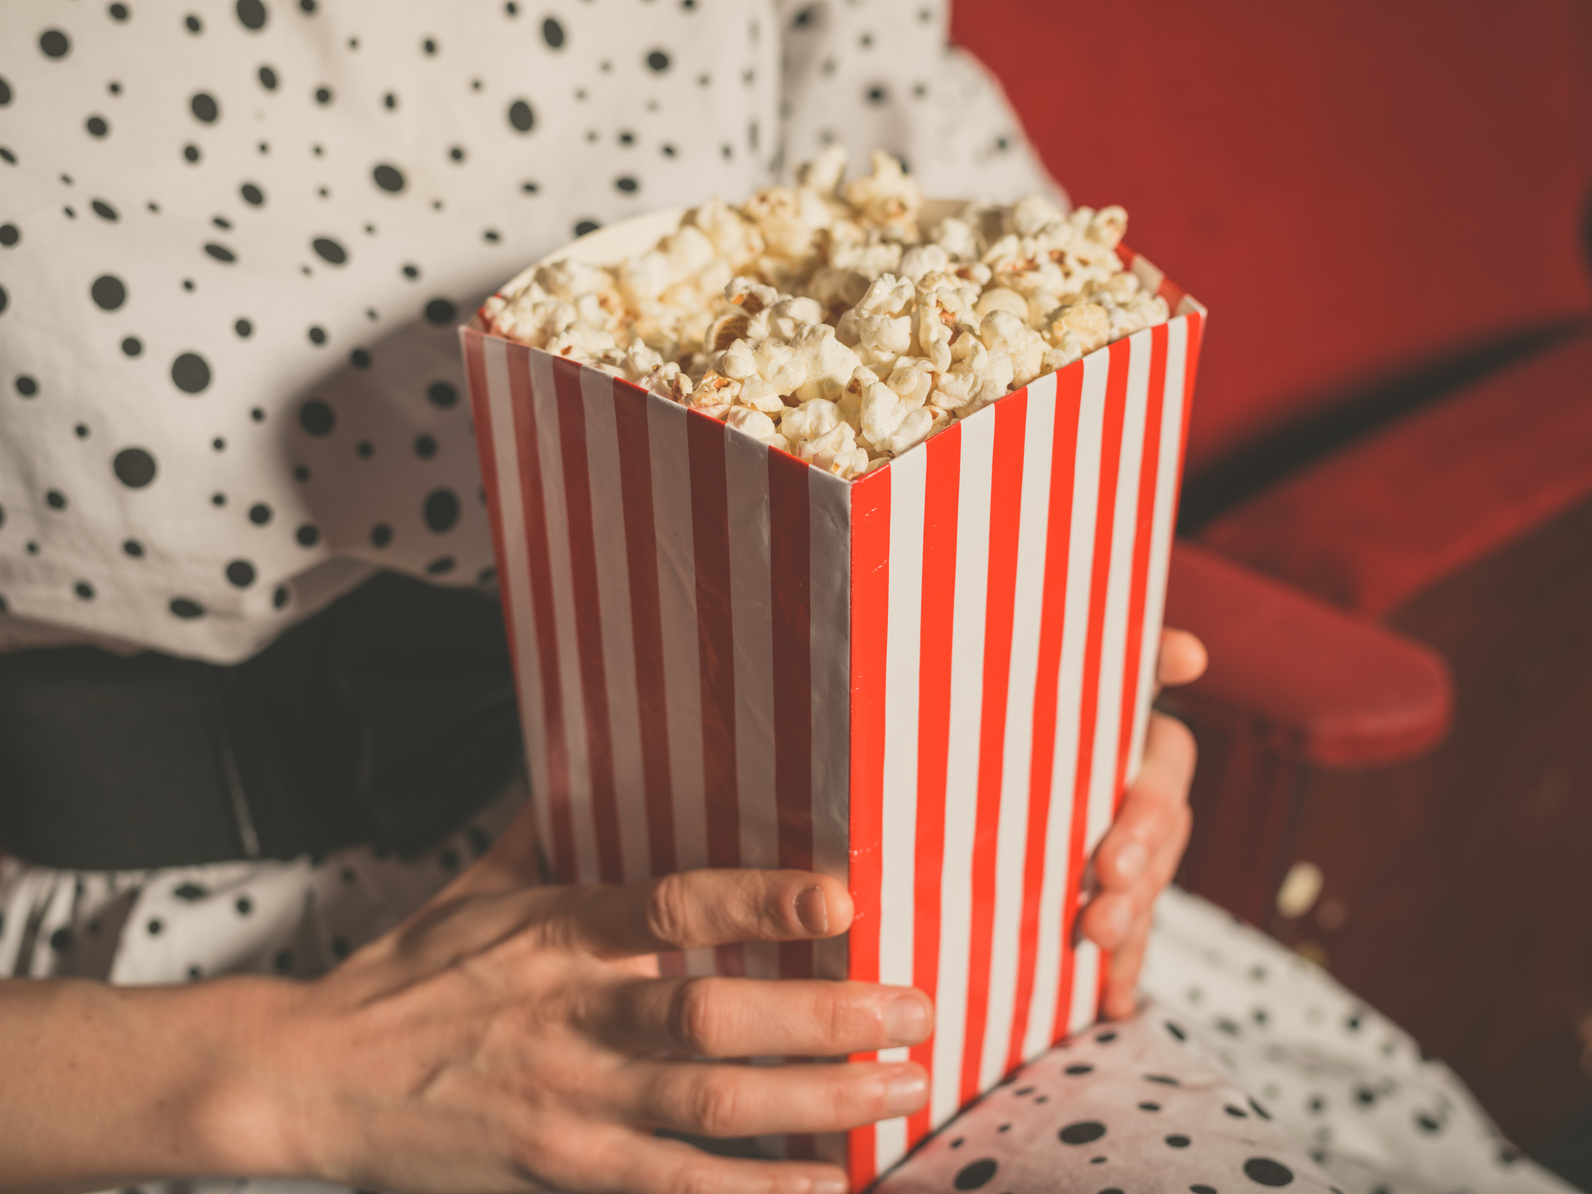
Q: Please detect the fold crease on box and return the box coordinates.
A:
[460,204,1205,1188]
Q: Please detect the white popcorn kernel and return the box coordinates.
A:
[687,197,765,268]
[687,371,739,419]
[766,295,825,340]
[788,323,864,404]
[973,286,1030,323]
[850,273,915,364]
[885,355,935,408]
[979,309,1047,388]
[1046,301,1112,356]
[1088,205,1129,250]
[1009,193,1067,239]
[849,367,933,457]
[930,336,1015,416]
[725,405,782,444]
[929,216,981,261]
[795,143,848,198]
[843,151,924,236]
[898,243,951,284]
[725,275,781,315]
[742,185,833,262]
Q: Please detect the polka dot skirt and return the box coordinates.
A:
[0,0,1058,663]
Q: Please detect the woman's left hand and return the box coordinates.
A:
[1079,628,1206,1019]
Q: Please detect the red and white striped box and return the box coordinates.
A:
[460,208,1205,1187]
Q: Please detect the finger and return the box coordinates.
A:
[551,869,854,958]
[631,1059,928,1138]
[1100,910,1152,1021]
[1154,627,1208,693]
[603,976,933,1058]
[608,1134,849,1194]
[1092,713,1196,892]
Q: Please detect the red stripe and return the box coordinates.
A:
[464,332,521,679]
[506,346,577,882]
[1174,312,1205,504]
[769,451,815,981]
[906,425,962,1145]
[1006,369,1085,1070]
[960,393,1029,1104]
[847,467,890,1191]
[551,358,624,885]
[1056,340,1133,1034]
[612,383,678,878]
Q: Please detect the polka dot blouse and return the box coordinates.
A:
[0,0,1059,663]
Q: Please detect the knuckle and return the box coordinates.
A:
[646,874,695,947]
[669,977,727,1053]
[685,1072,747,1137]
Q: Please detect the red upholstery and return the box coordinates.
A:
[951,0,1592,476]
[1200,329,1592,617]
[1165,543,1452,767]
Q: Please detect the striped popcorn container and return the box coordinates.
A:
[460,206,1205,1188]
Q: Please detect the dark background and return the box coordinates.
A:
[954,0,1592,1180]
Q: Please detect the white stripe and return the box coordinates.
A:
[581,371,648,885]
[1127,320,1190,784]
[482,339,554,860]
[726,432,778,979]
[874,447,925,1177]
[980,378,1056,1088]
[1069,334,1153,1032]
[1025,350,1110,1053]
[645,396,711,973]
[527,351,598,885]
[931,412,994,1128]
[808,468,852,983]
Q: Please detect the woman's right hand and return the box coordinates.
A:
[241,867,932,1194]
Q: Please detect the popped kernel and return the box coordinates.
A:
[489,149,1169,480]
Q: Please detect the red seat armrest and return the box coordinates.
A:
[1166,542,1453,768]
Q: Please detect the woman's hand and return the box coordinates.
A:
[1078,628,1206,1019]
[245,867,932,1194]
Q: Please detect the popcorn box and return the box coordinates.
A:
[460,203,1205,1187]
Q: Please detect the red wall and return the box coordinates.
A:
[952,0,1592,476]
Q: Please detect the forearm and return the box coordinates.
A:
[0,975,302,1194]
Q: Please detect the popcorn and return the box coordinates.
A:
[489,149,1168,481]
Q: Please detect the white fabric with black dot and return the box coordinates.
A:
[0,4,1571,1192]
[0,0,1055,662]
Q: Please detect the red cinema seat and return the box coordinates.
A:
[954,0,1592,1148]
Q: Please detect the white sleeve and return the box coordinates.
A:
[774,0,1069,208]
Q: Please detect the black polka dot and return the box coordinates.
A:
[314,85,332,104]
[239,182,265,207]
[307,325,327,345]
[646,48,671,71]
[171,352,211,393]
[0,224,20,248]
[414,434,438,459]
[257,65,279,92]
[866,84,887,104]
[350,347,371,369]
[1243,1158,1294,1187]
[952,1159,997,1190]
[235,318,253,337]
[75,581,95,600]
[0,78,10,107]
[370,523,392,548]
[1065,1064,1094,1076]
[1138,1101,1160,1112]
[173,882,209,901]
[14,375,38,397]
[91,274,128,311]
[1191,1186,1217,1194]
[1224,1103,1250,1118]
[273,584,290,608]
[356,440,374,459]
[423,488,459,532]
[615,175,638,194]
[299,399,335,436]
[1166,1134,1190,1148]
[45,488,67,510]
[49,927,73,952]
[425,380,458,408]
[170,597,205,618]
[447,144,466,162]
[74,423,89,438]
[574,218,600,237]
[112,447,157,487]
[311,236,347,265]
[235,0,267,29]
[1414,1112,1441,1133]
[424,297,456,325]
[295,523,319,547]
[185,13,202,32]
[115,335,142,357]
[190,91,219,122]
[123,539,144,557]
[1059,1121,1107,1145]
[40,29,71,58]
[1248,1098,1272,1120]
[371,163,405,193]
[224,559,256,587]
[425,555,455,575]
[245,502,272,525]
[235,895,253,915]
[204,242,237,263]
[508,98,536,133]
[86,115,110,137]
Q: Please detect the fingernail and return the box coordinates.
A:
[1115,841,1147,883]
[795,886,829,935]
[811,1175,849,1194]
[884,994,930,1045]
[884,1070,929,1115]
